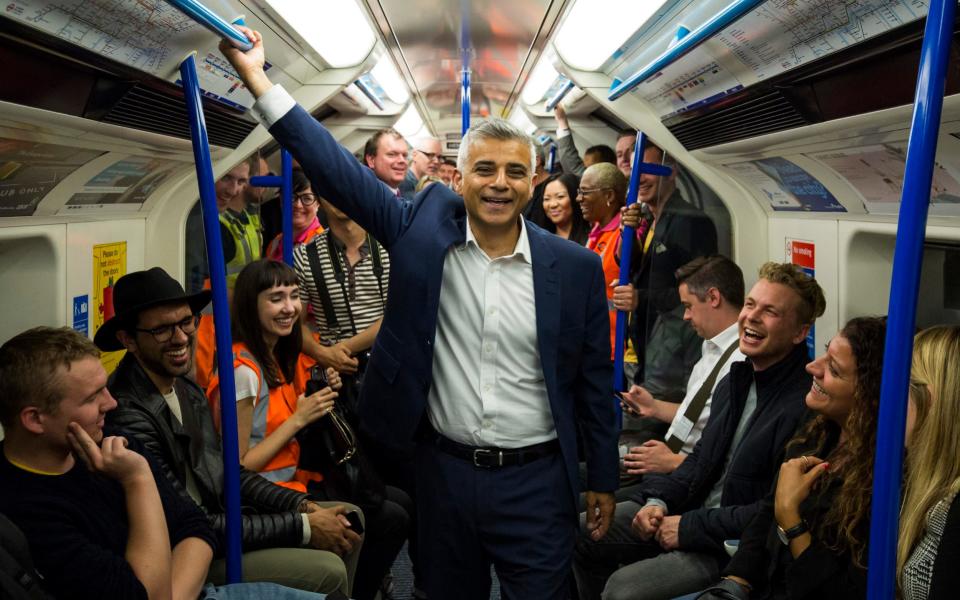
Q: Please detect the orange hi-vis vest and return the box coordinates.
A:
[587,214,623,360]
[207,342,322,493]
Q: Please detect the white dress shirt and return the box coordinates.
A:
[427,218,556,448]
[250,86,555,449]
[663,322,745,454]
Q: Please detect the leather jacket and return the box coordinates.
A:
[106,354,308,553]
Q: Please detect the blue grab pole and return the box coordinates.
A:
[167,0,253,50]
[281,150,294,266]
[461,67,471,137]
[179,54,243,583]
[612,134,672,402]
[608,0,764,101]
[547,146,557,174]
[867,0,955,597]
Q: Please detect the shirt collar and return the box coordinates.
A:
[587,212,622,244]
[706,321,741,354]
[464,216,531,264]
[294,218,321,244]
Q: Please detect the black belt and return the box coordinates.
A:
[430,431,560,469]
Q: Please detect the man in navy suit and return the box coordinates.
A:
[222,29,618,599]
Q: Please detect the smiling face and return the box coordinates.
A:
[804,334,858,424]
[458,136,532,235]
[292,186,319,233]
[615,134,636,178]
[577,170,615,225]
[42,356,116,448]
[366,134,409,188]
[738,278,809,371]
[257,283,301,347]
[124,302,195,385]
[215,163,250,212]
[438,162,456,186]
[543,179,574,229]
[636,146,677,210]
[411,138,442,178]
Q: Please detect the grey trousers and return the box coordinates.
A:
[573,501,720,600]
[207,501,362,597]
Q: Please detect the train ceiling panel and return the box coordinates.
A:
[363,0,567,137]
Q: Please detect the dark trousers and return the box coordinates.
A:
[415,442,577,600]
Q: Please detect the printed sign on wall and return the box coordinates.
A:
[786,238,816,359]
[92,242,127,373]
[72,295,89,336]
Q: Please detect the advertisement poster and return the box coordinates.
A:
[786,238,816,359]
[727,157,846,212]
[66,157,181,208]
[0,139,104,216]
[92,242,127,372]
[811,145,960,215]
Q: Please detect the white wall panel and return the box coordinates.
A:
[0,224,67,343]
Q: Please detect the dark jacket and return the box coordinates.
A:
[631,191,717,383]
[630,343,811,557]
[106,354,308,553]
[724,429,868,599]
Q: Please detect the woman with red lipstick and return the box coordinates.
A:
[689,316,890,600]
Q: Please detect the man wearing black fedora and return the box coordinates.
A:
[98,267,363,596]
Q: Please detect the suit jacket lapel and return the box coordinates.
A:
[528,227,561,404]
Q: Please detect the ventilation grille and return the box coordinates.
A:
[101,85,257,149]
[666,89,810,151]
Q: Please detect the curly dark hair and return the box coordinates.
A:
[786,315,887,566]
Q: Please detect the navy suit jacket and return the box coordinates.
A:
[269,105,619,499]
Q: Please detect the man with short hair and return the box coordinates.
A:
[438,158,457,187]
[615,130,639,178]
[619,256,746,481]
[575,262,825,600]
[399,136,442,199]
[553,105,618,177]
[221,29,618,600]
[97,267,361,595]
[363,128,409,195]
[0,327,318,600]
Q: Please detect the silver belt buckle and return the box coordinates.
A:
[473,448,504,468]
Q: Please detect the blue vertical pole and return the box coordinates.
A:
[613,133,645,404]
[867,0,955,597]
[179,54,243,583]
[461,67,471,137]
[281,150,294,266]
[548,145,557,174]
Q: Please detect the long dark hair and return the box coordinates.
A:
[786,315,887,566]
[541,173,589,244]
[232,259,302,388]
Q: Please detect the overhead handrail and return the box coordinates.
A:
[608,0,764,101]
[544,79,576,112]
[249,149,295,265]
[179,53,244,583]
[167,0,253,51]
[866,0,956,596]
[354,79,386,111]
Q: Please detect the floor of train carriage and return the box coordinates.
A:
[389,541,502,599]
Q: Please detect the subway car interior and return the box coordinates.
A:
[0,0,958,598]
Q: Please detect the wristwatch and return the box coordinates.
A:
[777,519,809,545]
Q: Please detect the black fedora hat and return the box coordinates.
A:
[93,267,212,351]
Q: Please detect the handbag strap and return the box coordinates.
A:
[666,339,740,452]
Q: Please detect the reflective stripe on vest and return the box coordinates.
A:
[220,211,263,284]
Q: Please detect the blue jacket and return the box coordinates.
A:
[269,105,620,499]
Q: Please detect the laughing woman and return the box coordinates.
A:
[542,173,590,245]
[212,258,338,492]
[691,316,892,600]
[264,169,324,262]
[898,325,960,600]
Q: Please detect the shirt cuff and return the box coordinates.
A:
[251,84,296,129]
[645,498,668,512]
[301,513,311,546]
[556,127,571,138]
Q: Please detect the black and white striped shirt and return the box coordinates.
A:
[293,230,389,345]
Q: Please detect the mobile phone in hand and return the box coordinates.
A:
[305,365,329,396]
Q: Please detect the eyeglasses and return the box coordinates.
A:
[577,187,611,197]
[415,149,441,162]
[293,192,318,206]
[134,314,201,343]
